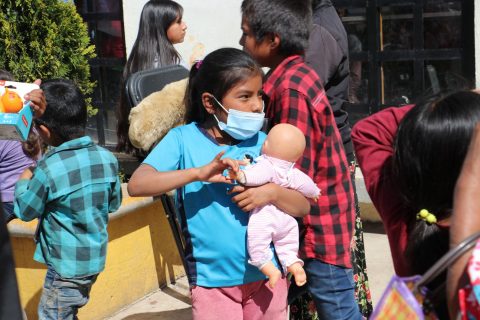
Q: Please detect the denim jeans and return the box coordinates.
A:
[38,267,98,320]
[289,259,362,320]
[2,202,15,223]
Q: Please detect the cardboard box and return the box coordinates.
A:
[0,102,34,140]
[0,81,39,141]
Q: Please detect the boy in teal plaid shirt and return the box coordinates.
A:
[14,79,122,319]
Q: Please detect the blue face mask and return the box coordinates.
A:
[212,96,265,140]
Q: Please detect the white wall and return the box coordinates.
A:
[123,0,243,67]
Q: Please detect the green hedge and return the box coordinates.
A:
[0,0,97,115]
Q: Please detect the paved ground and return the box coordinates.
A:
[105,222,394,320]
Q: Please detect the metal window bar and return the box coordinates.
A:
[333,0,473,122]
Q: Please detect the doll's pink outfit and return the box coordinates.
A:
[241,154,320,272]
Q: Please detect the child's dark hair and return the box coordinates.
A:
[117,0,183,154]
[241,0,312,56]
[125,0,183,76]
[393,90,480,317]
[0,69,14,81]
[38,79,87,142]
[185,48,263,124]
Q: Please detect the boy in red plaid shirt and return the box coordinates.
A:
[240,0,361,318]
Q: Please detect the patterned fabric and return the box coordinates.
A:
[351,208,373,316]
[243,154,319,271]
[289,159,373,318]
[460,239,480,319]
[289,193,373,319]
[14,136,122,278]
[370,275,438,320]
[242,155,320,198]
[263,55,355,268]
[458,285,480,320]
[350,160,373,317]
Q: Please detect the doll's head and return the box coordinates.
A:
[262,123,306,162]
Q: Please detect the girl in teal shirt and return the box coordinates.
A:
[128,48,309,320]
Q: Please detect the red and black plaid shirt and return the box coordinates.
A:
[263,55,355,268]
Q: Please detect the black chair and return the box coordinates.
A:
[125,64,189,107]
[125,65,189,273]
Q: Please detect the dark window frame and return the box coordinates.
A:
[334,0,474,123]
[74,0,126,148]
[74,1,475,145]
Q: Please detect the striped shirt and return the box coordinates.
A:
[14,136,122,277]
[263,55,355,268]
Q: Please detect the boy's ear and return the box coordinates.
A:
[270,33,280,51]
[201,93,216,114]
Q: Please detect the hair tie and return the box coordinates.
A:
[195,60,203,70]
[417,209,437,225]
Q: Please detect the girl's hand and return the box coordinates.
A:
[228,183,277,212]
[197,151,235,183]
[224,157,249,181]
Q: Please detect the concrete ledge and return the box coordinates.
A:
[355,170,382,223]
[7,194,156,238]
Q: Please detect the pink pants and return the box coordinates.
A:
[191,278,288,320]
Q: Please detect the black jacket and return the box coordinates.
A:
[0,198,23,320]
[305,0,352,153]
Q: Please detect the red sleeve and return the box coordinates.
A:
[351,105,413,206]
[351,104,414,275]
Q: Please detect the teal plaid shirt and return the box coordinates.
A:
[14,136,122,278]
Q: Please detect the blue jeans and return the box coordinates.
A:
[38,267,98,320]
[289,259,362,320]
[2,202,16,223]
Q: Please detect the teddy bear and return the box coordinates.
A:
[128,78,187,152]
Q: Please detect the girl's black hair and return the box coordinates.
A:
[124,0,183,76]
[241,0,312,56]
[117,0,183,154]
[393,90,480,318]
[184,48,263,124]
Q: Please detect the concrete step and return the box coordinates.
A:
[105,276,192,320]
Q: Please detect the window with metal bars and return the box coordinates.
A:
[73,0,126,148]
[333,0,474,125]
[72,1,475,146]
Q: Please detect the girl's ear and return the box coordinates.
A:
[38,124,51,140]
[201,93,216,114]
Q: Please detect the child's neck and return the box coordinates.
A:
[206,125,234,146]
[265,54,289,71]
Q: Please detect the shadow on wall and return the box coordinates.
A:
[107,206,182,288]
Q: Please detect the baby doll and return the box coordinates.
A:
[229,123,320,288]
